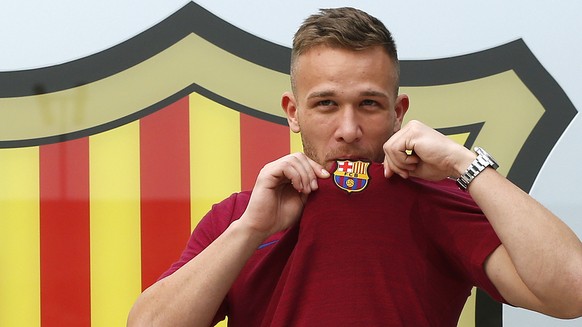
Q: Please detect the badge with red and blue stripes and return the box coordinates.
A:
[333,160,370,193]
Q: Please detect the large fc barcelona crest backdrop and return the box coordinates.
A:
[0,2,577,327]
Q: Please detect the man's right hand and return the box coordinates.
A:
[127,153,329,327]
[240,153,330,239]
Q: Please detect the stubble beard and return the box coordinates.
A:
[301,138,384,171]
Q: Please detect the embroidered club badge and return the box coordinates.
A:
[333,160,371,193]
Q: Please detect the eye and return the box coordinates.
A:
[318,99,336,107]
[361,99,379,107]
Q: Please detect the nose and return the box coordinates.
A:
[334,107,362,144]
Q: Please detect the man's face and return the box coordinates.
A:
[283,45,408,171]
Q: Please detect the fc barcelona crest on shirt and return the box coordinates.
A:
[333,160,371,193]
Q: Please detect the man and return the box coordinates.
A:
[128,7,582,326]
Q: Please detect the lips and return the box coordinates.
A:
[335,155,369,161]
[324,156,371,172]
[328,153,372,162]
[323,146,378,169]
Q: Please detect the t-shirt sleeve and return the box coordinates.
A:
[156,191,250,324]
[416,179,506,303]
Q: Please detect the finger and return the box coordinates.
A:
[285,153,320,193]
[298,154,330,192]
[384,155,408,178]
[383,158,395,178]
[384,146,418,178]
[260,156,304,193]
[307,158,330,179]
[383,153,410,179]
[283,163,308,193]
[404,152,420,165]
[292,153,318,192]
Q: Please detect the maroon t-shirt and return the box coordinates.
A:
[160,162,504,326]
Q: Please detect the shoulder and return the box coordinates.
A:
[206,191,252,226]
[216,191,251,213]
[157,191,252,280]
[189,191,252,242]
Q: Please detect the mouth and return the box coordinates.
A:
[336,155,370,161]
[324,156,372,171]
[322,147,377,170]
[329,154,372,162]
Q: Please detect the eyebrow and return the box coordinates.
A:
[307,90,336,99]
[360,90,389,98]
[307,90,389,99]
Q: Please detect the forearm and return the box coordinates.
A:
[383,121,582,316]
[469,168,582,316]
[127,219,267,327]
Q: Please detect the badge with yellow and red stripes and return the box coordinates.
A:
[333,160,371,193]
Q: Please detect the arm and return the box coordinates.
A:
[383,120,582,318]
[471,169,582,318]
[127,153,329,327]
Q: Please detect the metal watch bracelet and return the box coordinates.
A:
[456,147,499,191]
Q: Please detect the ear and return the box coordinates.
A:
[393,94,410,132]
[281,92,301,133]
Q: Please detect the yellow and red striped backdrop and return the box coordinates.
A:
[0,93,303,327]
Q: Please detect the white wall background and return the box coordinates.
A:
[1,1,580,325]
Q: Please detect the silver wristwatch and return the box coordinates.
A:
[456,147,499,191]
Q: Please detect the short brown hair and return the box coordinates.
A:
[291,7,399,92]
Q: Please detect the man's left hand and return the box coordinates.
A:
[382,120,475,181]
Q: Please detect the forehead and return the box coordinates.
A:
[292,45,398,96]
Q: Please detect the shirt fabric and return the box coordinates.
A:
[160,163,504,326]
